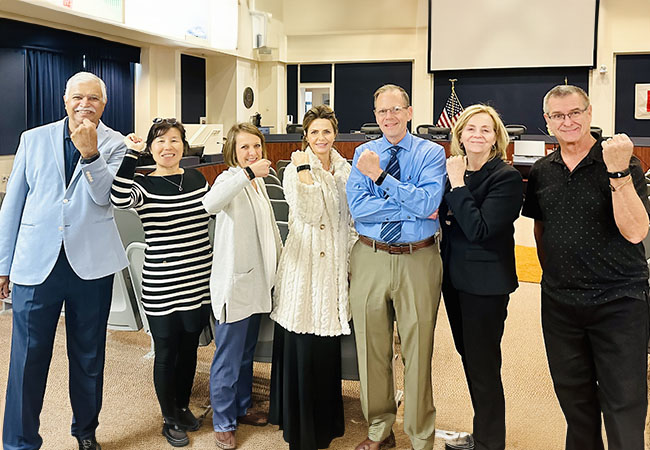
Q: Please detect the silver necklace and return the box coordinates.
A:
[160,172,184,191]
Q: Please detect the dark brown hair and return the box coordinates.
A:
[301,105,339,150]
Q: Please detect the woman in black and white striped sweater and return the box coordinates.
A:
[110,118,211,448]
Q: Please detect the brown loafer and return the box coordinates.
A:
[214,431,236,449]
[237,410,268,427]
[354,430,396,450]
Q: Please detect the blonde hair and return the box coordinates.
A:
[373,84,410,107]
[301,105,339,150]
[222,123,267,168]
[450,104,509,161]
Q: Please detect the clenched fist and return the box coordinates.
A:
[356,149,382,181]
[602,133,634,173]
[70,118,99,158]
[124,133,146,152]
[446,155,467,188]
[248,159,272,179]
[291,150,309,167]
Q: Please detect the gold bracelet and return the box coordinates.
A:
[609,175,632,192]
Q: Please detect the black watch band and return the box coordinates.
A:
[80,153,100,164]
[375,170,388,186]
[244,166,256,180]
[296,164,311,172]
[607,168,631,178]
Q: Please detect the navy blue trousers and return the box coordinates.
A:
[3,249,114,450]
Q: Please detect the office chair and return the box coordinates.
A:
[270,199,289,222]
[506,124,527,140]
[269,166,278,177]
[360,123,382,135]
[108,208,146,332]
[276,159,291,172]
[424,126,451,139]
[590,126,603,139]
[286,124,304,134]
[416,124,436,134]
[276,221,289,244]
[264,174,282,186]
[266,184,285,200]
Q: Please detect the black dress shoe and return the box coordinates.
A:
[78,437,101,450]
[445,434,475,450]
[162,423,189,447]
[176,407,201,431]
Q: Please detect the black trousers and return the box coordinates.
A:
[443,284,509,450]
[148,312,205,424]
[541,293,649,450]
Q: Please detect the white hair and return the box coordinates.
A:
[64,72,107,103]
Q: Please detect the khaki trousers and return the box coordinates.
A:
[349,240,442,450]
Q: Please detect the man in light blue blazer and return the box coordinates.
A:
[0,72,128,450]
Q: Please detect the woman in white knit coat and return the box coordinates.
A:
[269,105,357,450]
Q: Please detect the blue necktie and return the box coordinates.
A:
[380,146,401,243]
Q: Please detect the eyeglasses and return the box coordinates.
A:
[152,117,178,125]
[374,106,408,117]
[546,108,588,122]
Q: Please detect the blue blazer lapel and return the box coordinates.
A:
[50,119,66,186]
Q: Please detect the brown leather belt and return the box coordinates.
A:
[358,234,438,255]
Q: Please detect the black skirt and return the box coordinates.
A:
[269,323,345,450]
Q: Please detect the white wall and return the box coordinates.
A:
[591,0,650,134]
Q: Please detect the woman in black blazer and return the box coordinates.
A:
[440,105,523,450]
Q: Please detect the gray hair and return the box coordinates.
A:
[543,85,589,114]
[64,72,107,104]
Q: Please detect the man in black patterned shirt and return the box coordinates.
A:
[522,85,650,450]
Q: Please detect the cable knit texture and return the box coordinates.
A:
[271,147,357,336]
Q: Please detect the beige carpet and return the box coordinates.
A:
[0,282,648,449]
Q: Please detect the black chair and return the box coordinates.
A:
[270,199,289,222]
[278,166,287,182]
[590,126,603,139]
[264,174,282,186]
[360,123,381,135]
[506,124,527,140]
[421,126,451,139]
[416,124,436,134]
[276,221,289,244]
[286,124,304,134]
[266,184,285,200]
[276,160,291,172]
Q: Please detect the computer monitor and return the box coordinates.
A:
[184,124,224,155]
[514,140,546,157]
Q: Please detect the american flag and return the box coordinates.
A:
[436,90,464,128]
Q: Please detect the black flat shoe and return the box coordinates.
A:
[445,434,475,450]
[177,407,201,431]
[78,437,101,450]
[162,423,189,447]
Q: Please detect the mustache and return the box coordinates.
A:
[74,107,96,113]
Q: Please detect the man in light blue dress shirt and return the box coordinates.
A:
[347,84,446,450]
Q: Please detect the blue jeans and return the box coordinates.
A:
[210,313,261,432]
[3,248,113,450]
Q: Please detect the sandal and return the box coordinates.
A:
[214,430,236,449]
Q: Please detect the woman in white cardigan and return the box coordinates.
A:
[202,123,282,450]
[269,105,357,450]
